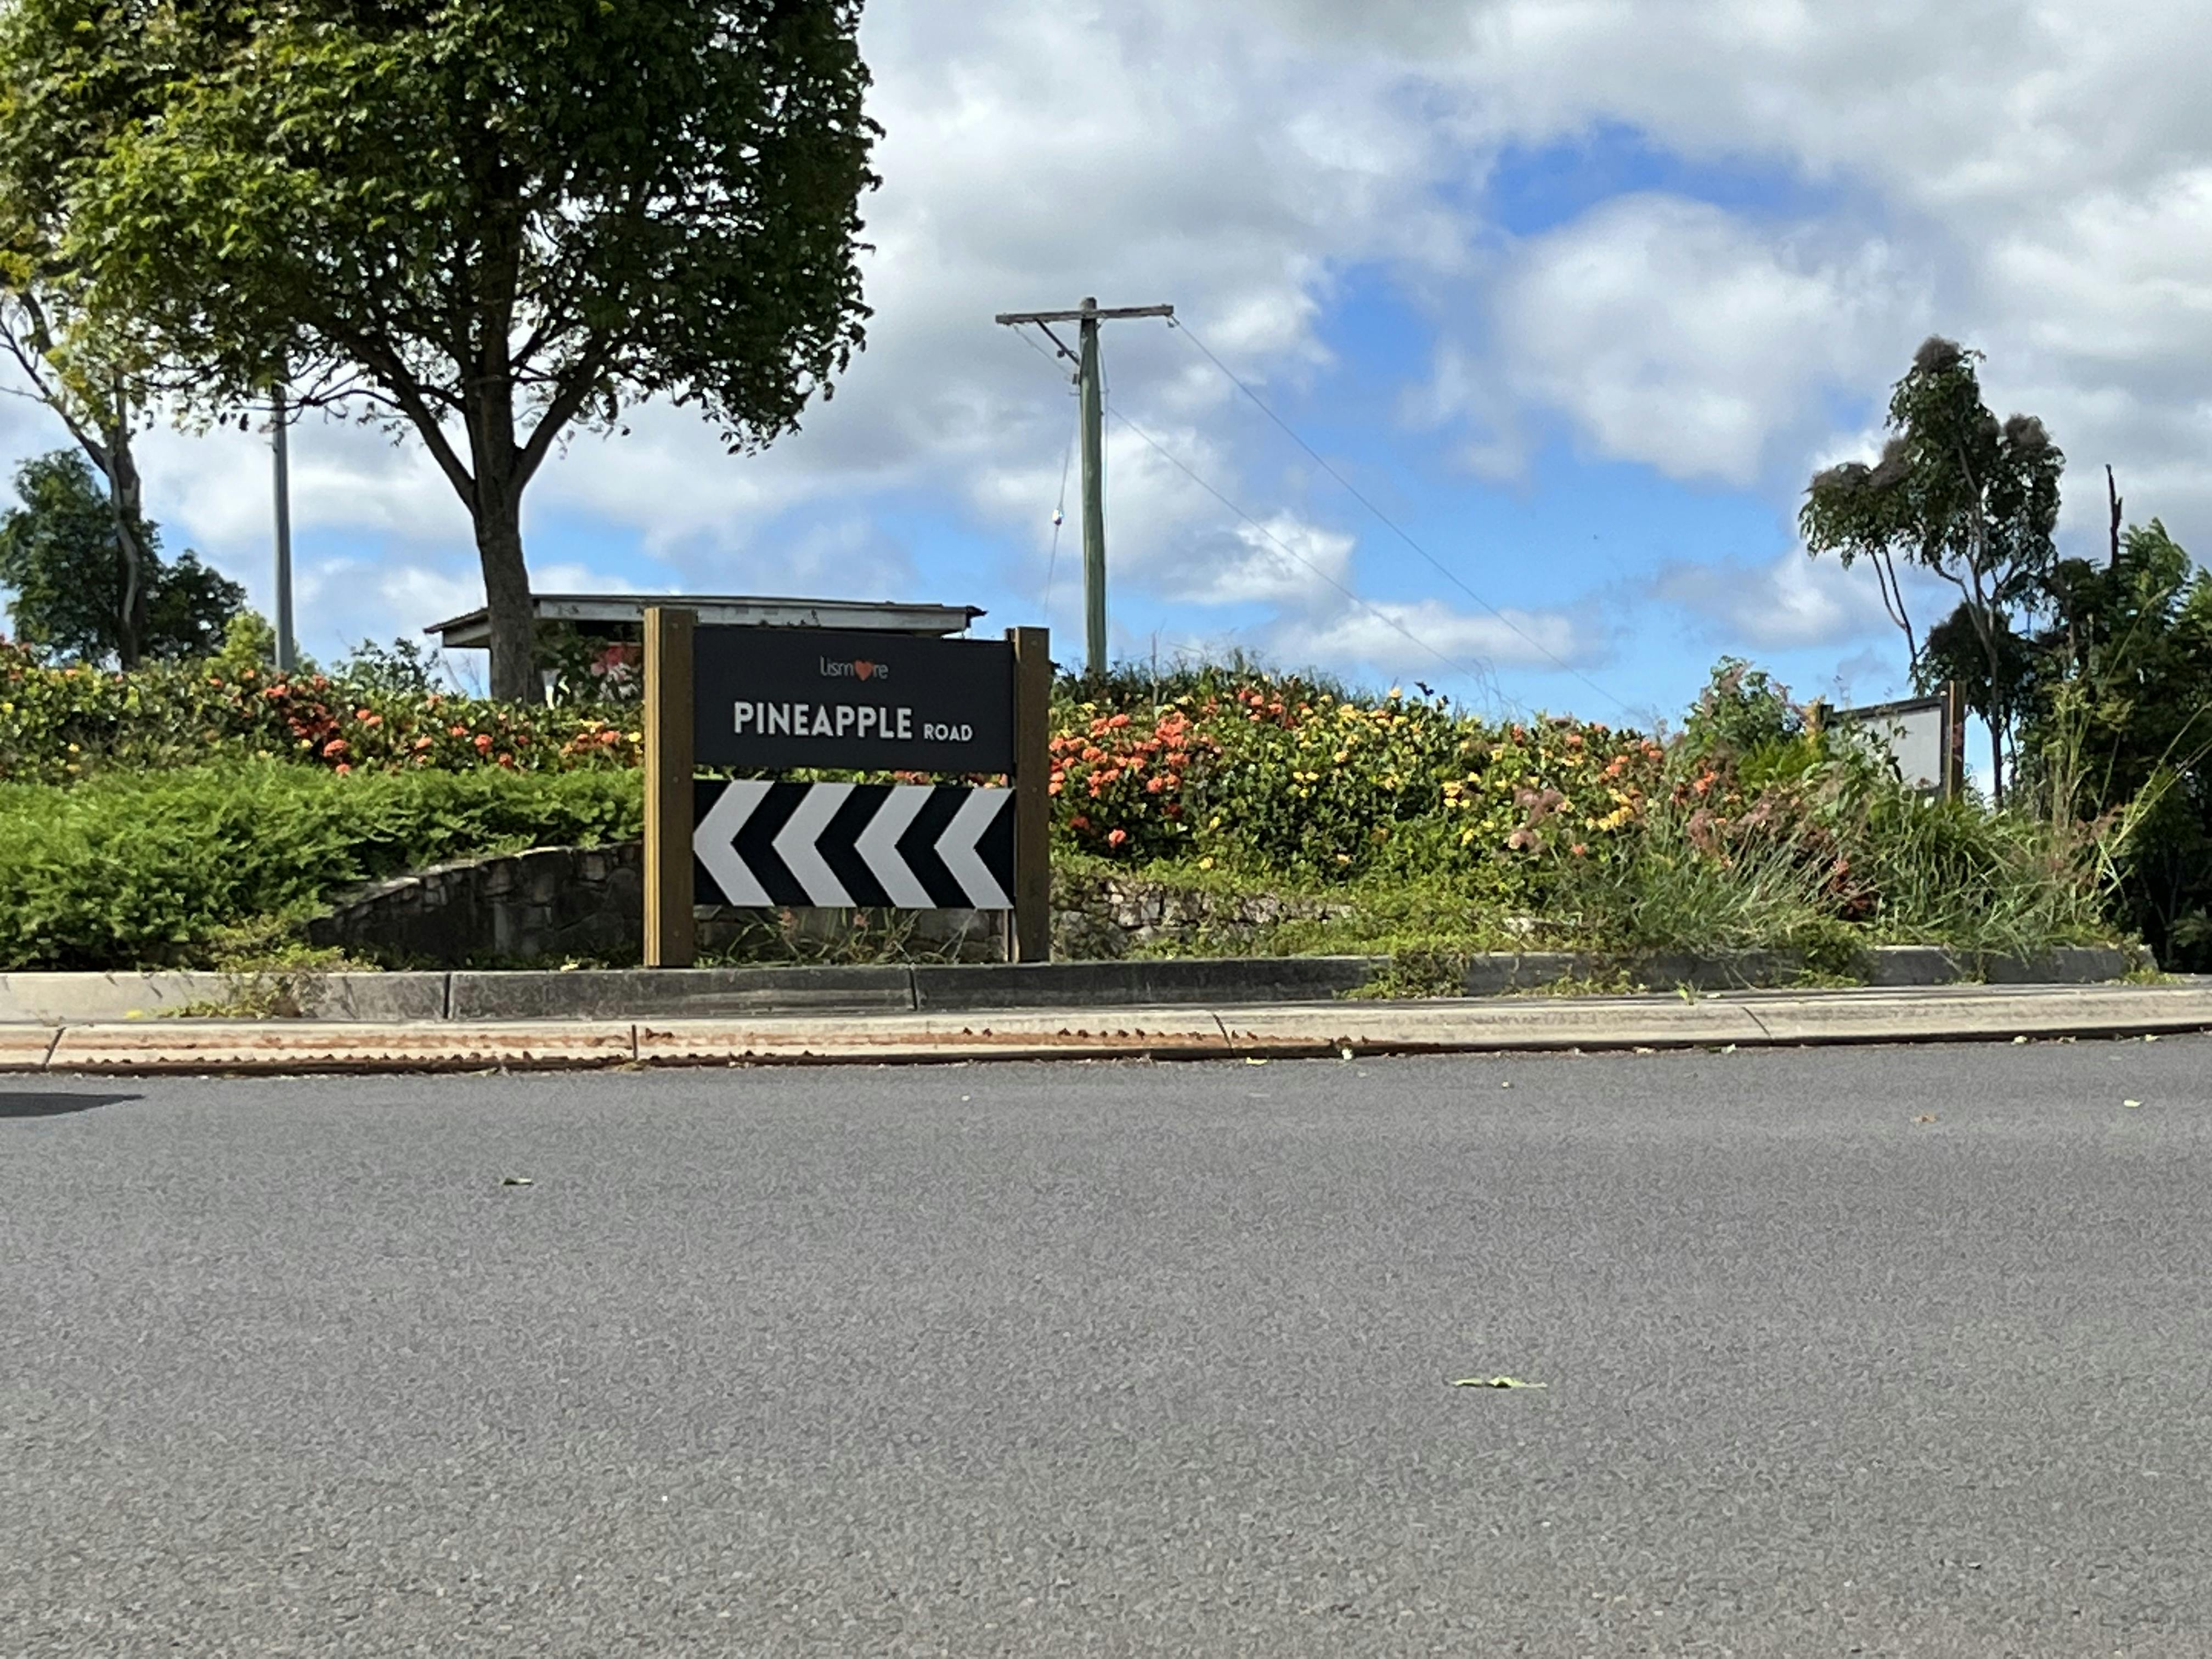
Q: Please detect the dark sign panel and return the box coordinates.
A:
[691,625,1015,772]
[693,780,1014,910]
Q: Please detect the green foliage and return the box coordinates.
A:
[0,763,641,969]
[2017,518,2212,966]
[331,637,443,697]
[0,449,244,662]
[0,640,639,783]
[1,0,879,698]
[0,640,2140,973]
[1036,657,2121,968]
[1802,337,2064,794]
[1681,658,1800,760]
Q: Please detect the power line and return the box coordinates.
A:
[1104,404,1504,697]
[1042,410,1075,614]
[1009,318,1504,704]
[1170,317,1632,718]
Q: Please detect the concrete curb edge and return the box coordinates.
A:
[0,945,2144,1025]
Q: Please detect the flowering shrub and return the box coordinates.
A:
[1048,704,1216,860]
[0,642,640,783]
[1046,674,1674,885]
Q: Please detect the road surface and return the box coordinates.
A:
[5,1039,2210,1655]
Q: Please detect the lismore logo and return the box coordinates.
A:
[819,656,889,681]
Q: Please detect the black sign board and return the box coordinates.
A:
[691,625,1014,772]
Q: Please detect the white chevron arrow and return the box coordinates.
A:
[854,786,936,909]
[692,780,774,907]
[938,787,1012,910]
[774,781,853,906]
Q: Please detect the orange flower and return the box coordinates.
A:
[1106,828,1128,847]
[474,733,494,752]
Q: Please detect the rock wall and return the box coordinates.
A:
[308,844,644,967]
[309,844,1351,967]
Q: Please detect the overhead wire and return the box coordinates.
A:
[1169,316,1633,719]
[1006,316,1504,703]
[1104,404,1499,693]
[1042,413,1075,614]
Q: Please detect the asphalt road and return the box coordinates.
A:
[4,1039,2210,1657]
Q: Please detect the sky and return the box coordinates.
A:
[4,0,2209,730]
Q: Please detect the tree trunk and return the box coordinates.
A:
[104,421,148,669]
[1988,716,2004,807]
[475,482,536,703]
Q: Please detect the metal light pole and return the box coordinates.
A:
[272,379,295,673]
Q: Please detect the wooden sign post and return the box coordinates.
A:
[1007,625,1052,964]
[641,610,1052,970]
[643,606,697,968]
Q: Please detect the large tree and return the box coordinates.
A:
[0,62,159,665]
[0,448,245,662]
[1802,337,2063,802]
[0,0,878,700]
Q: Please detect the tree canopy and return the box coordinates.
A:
[0,0,879,698]
[1802,337,2064,800]
[0,449,244,663]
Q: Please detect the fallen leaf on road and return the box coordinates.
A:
[1453,1375,1547,1389]
[501,1176,533,1187]
[1914,1114,1938,1124]
[2123,1099,2142,1109]
[2012,1035,2029,1045]
[1245,1057,1269,1066]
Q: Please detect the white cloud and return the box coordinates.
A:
[1171,514,1357,607]
[1655,549,1900,651]
[1488,195,1925,487]
[1270,595,1598,679]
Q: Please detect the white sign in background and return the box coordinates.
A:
[1839,698,1949,792]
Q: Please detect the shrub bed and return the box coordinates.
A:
[0,641,2131,972]
[0,640,639,785]
[0,764,640,969]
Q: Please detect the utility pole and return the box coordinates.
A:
[272,379,296,673]
[996,297,1173,679]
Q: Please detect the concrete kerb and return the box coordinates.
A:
[10,981,2211,1076]
[447,966,914,1022]
[0,944,2147,1028]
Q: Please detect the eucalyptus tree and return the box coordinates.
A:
[1803,337,2064,800]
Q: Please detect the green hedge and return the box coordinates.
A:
[0,764,641,969]
[0,641,639,783]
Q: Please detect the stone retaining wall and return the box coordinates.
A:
[308,843,644,966]
[305,843,1327,967]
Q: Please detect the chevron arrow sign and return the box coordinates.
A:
[692,781,1016,910]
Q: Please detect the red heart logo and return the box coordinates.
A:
[853,660,875,681]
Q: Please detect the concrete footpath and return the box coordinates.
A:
[4,980,2208,1075]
